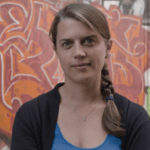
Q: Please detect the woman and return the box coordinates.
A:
[11,3,150,150]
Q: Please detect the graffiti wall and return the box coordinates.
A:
[0,0,149,149]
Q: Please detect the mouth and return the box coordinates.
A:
[71,63,91,67]
[71,63,91,70]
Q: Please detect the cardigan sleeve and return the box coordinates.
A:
[124,101,150,150]
[10,101,42,150]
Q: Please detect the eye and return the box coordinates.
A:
[64,42,71,46]
[83,38,95,46]
[62,41,72,49]
[85,39,94,44]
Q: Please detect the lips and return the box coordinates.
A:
[71,63,91,67]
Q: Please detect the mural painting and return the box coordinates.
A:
[0,0,149,149]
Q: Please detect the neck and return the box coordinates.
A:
[59,79,102,106]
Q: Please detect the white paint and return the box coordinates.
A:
[10,49,41,81]
[1,29,32,46]
[0,15,3,22]
[37,7,49,35]
[0,53,13,109]
[28,51,42,59]
[27,40,33,51]
[34,1,45,7]
[5,81,18,96]
[114,63,127,79]
[121,17,140,26]
[133,42,147,57]
[24,0,33,32]
[0,2,28,18]
[49,5,58,12]
[126,57,144,94]
[4,44,24,57]
[39,0,54,5]
[111,9,121,22]
[11,97,22,106]
[41,51,56,88]
[112,38,139,56]
[8,27,22,32]
[0,7,20,39]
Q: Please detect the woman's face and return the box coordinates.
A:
[55,18,110,84]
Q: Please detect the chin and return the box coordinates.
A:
[72,75,93,84]
[65,72,98,84]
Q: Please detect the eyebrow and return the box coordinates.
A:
[83,35,97,39]
[59,34,98,43]
[59,39,71,43]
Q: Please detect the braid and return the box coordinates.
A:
[101,62,114,99]
[101,62,125,136]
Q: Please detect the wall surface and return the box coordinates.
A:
[0,0,149,149]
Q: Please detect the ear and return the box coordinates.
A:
[105,40,112,59]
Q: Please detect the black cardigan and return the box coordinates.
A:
[11,83,150,150]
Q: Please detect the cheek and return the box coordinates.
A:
[93,52,106,67]
[58,58,66,67]
[56,51,65,64]
[58,56,69,71]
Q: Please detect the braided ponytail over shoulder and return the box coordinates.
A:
[101,62,125,136]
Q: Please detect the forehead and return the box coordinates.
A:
[56,19,99,41]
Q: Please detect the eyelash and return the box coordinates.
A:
[64,42,71,46]
[62,41,72,47]
[83,39,94,44]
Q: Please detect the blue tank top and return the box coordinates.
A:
[51,123,122,150]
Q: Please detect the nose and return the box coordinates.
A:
[73,42,86,59]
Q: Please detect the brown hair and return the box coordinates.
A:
[49,3,125,136]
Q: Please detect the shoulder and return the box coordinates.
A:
[114,93,150,130]
[114,93,145,114]
[114,93,149,117]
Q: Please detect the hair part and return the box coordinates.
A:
[49,3,125,137]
